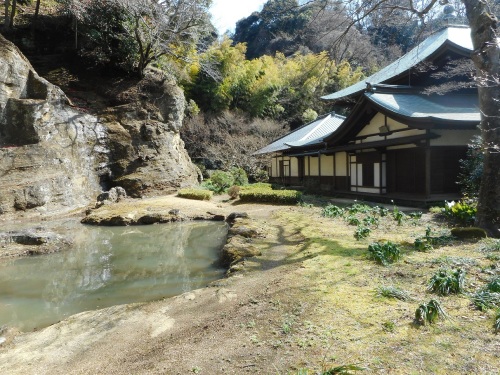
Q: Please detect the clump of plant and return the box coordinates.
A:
[494,310,500,333]
[391,201,406,225]
[487,277,500,293]
[376,286,412,301]
[428,268,466,295]
[354,226,371,241]
[414,227,454,251]
[227,185,241,199]
[321,364,367,374]
[177,188,213,201]
[368,241,401,265]
[346,215,361,226]
[471,291,500,311]
[322,204,345,218]
[443,199,477,226]
[414,299,447,325]
[478,238,500,253]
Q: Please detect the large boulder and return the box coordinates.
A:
[102,68,201,198]
[0,34,107,216]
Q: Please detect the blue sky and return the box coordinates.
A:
[210,0,267,35]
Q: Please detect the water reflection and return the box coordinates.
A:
[0,221,227,331]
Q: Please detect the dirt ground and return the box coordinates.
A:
[0,195,499,374]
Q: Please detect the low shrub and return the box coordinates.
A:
[415,299,447,325]
[239,188,302,204]
[240,183,272,191]
[444,199,477,225]
[368,241,401,265]
[230,167,248,186]
[487,277,500,293]
[177,188,213,201]
[209,170,235,194]
[428,268,466,295]
[450,227,487,240]
[227,185,241,199]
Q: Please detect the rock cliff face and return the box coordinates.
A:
[0,35,200,216]
[0,34,107,216]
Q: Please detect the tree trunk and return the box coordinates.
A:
[4,0,10,29]
[8,0,16,28]
[462,0,500,237]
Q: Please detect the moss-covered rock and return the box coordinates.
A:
[451,227,488,239]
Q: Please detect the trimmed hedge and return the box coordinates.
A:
[177,188,213,201]
[239,187,302,204]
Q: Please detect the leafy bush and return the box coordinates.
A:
[240,183,272,191]
[347,215,361,226]
[253,169,269,183]
[239,188,302,204]
[376,286,412,301]
[487,278,500,293]
[368,242,401,265]
[322,204,345,218]
[230,167,248,186]
[444,200,477,226]
[415,299,447,325]
[227,185,241,199]
[177,188,213,201]
[428,268,466,295]
[458,135,483,199]
[347,203,372,215]
[208,170,235,194]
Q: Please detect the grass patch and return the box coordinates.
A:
[176,188,212,201]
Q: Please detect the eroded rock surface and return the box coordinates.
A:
[0,34,106,216]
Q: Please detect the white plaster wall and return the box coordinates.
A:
[290,157,299,177]
[309,156,319,176]
[356,112,425,143]
[335,152,348,176]
[320,155,334,176]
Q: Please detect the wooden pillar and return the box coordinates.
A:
[425,136,431,197]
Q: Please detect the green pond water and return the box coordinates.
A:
[0,221,228,332]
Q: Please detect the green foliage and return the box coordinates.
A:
[368,242,401,265]
[487,278,500,293]
[239,187,302,204]
[444,200,477,226]
[471,291,500,311]
[177,188,212,201]
[494,310,500,333]
[321,204,345,218]
[347,215,361,226]
[414,299,447,325]
[414,227,454,251]
[253,169,269,183]
[302,108,318,123]
[354,226,371,241]
[376,286,412,301]
[230,167,248,186]
[321,364,367,374]
[227,185,241,199]
[428,268,466,295]
[207,170,235,194]
[458,135,483,199]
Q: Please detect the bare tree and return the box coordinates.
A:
[60,0,212,75]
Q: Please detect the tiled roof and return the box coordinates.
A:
[254,112,345,155]
[321,26,473,101]
[366,92,480,122]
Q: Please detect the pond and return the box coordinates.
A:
[0,221,228,332]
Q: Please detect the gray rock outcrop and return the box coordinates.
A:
[0,36,200,217]
[0,34,107,216]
